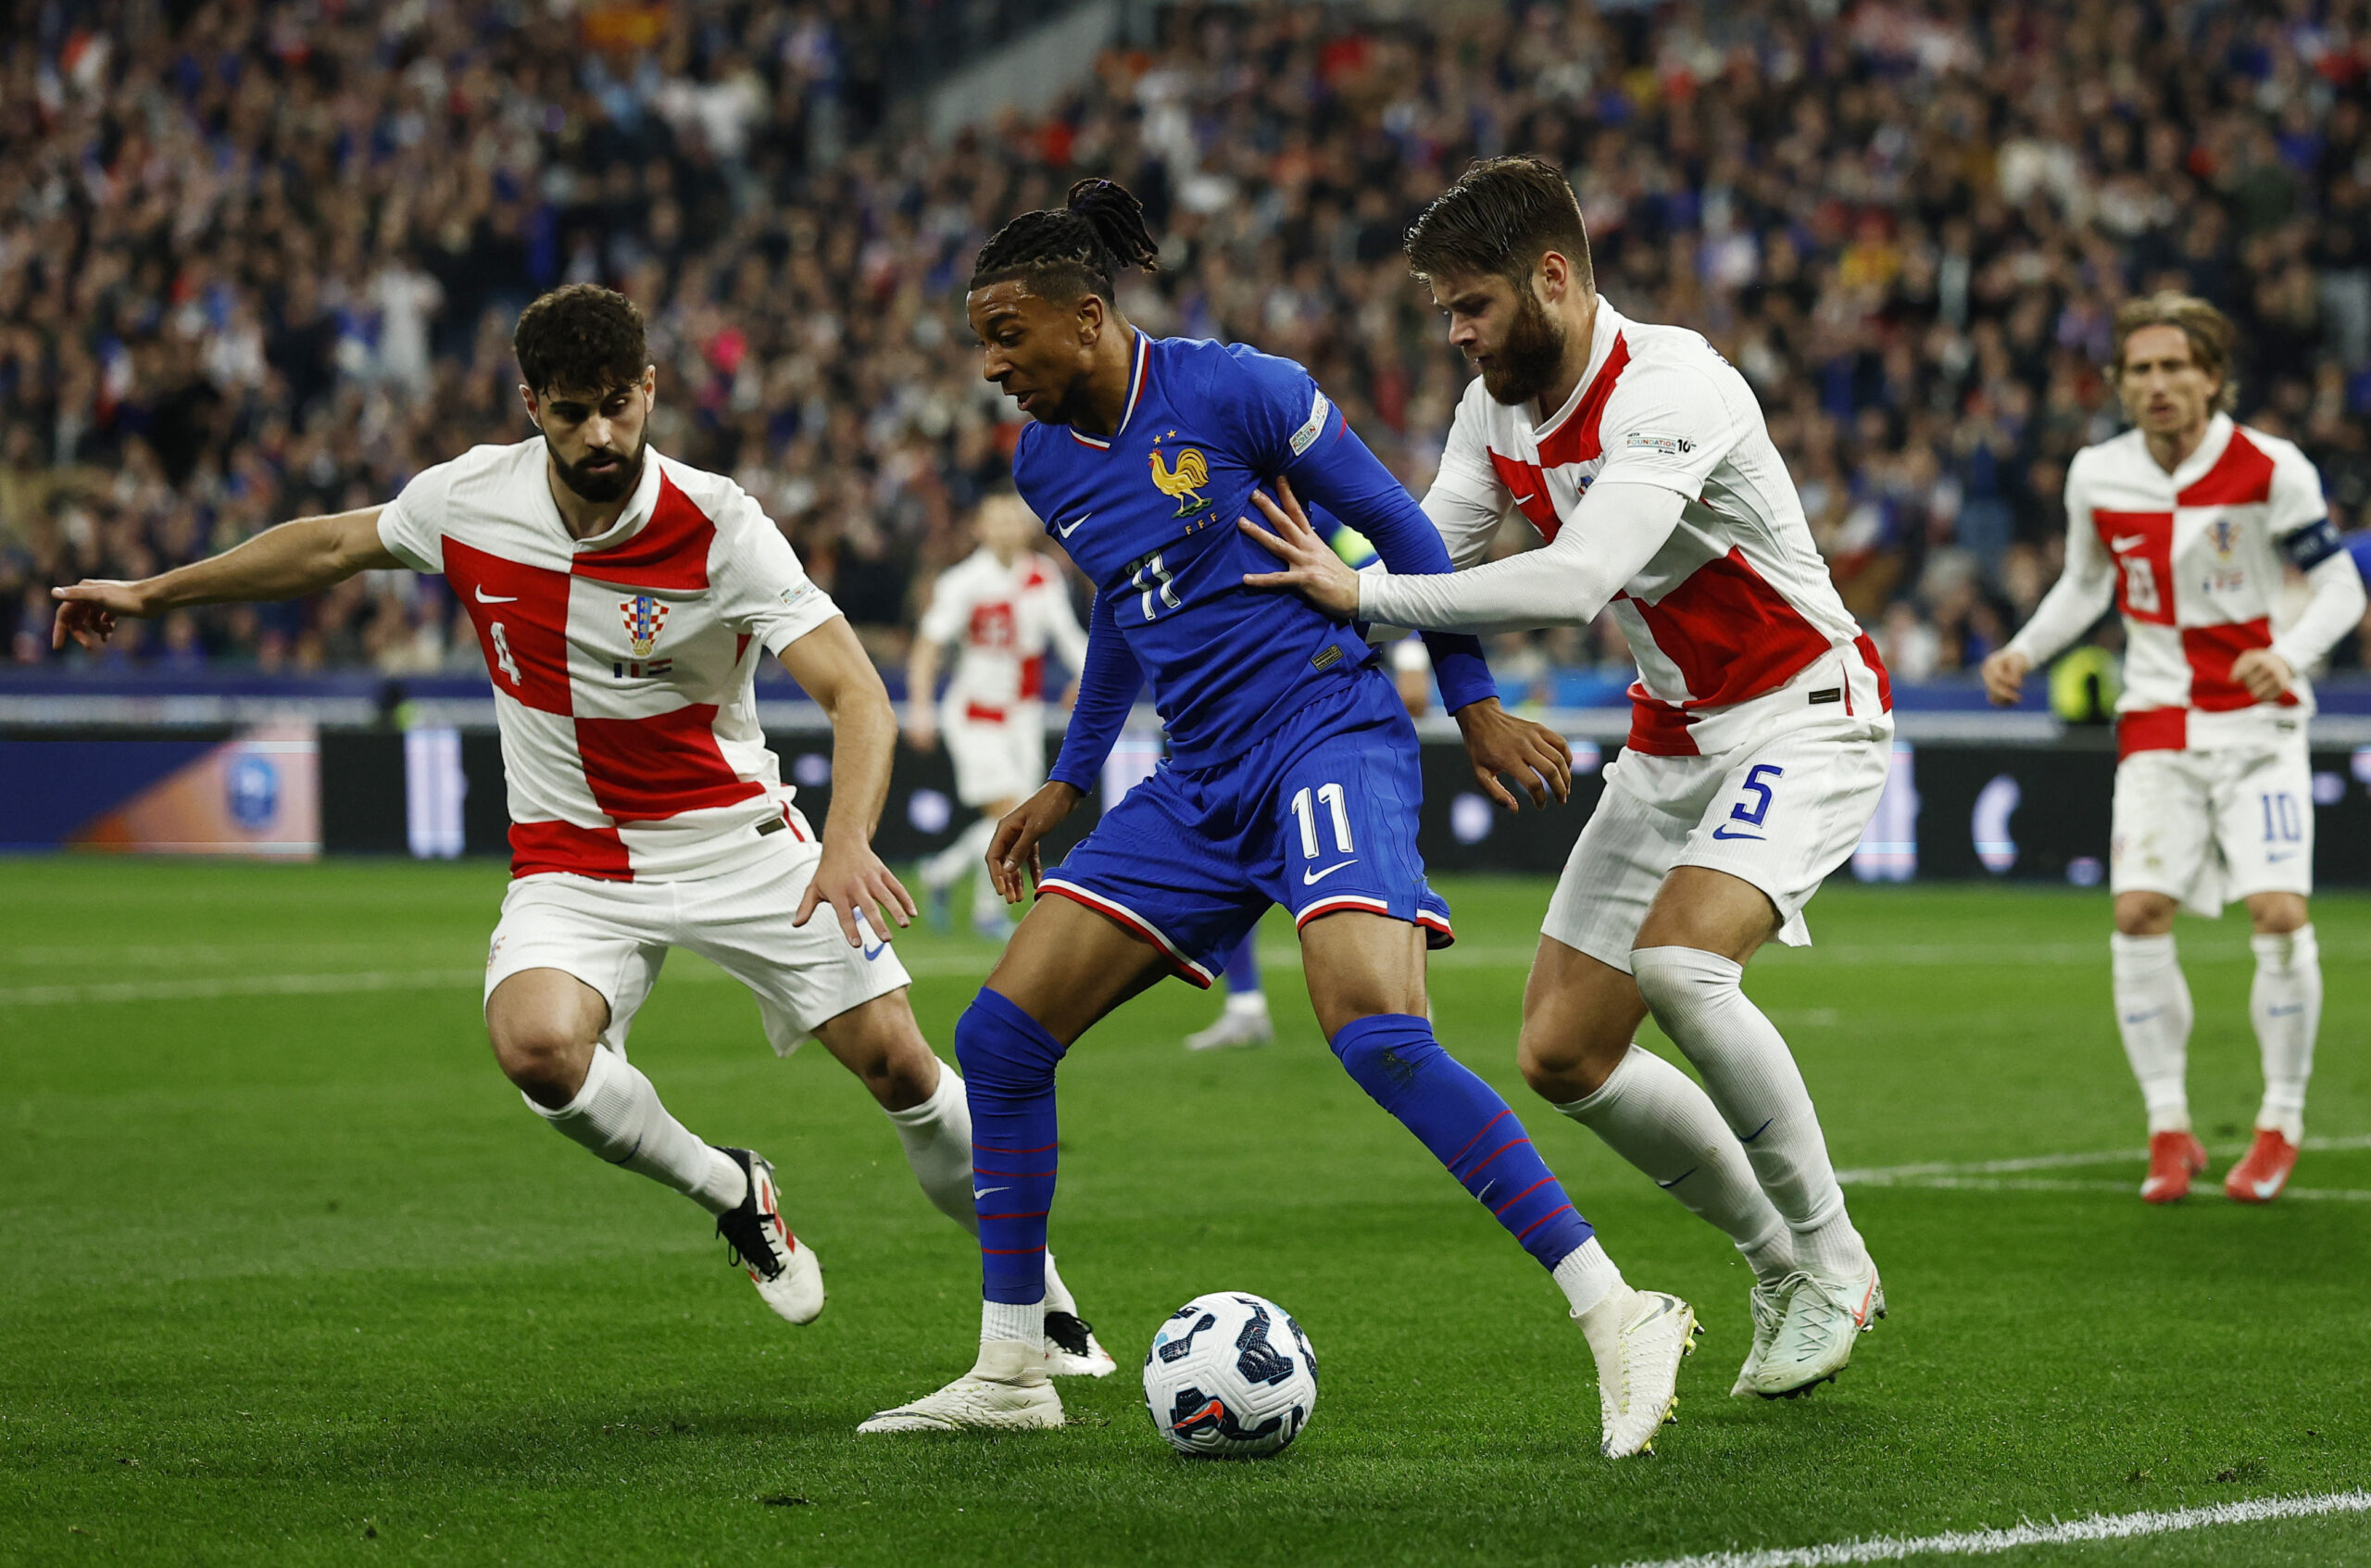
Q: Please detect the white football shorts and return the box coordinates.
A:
[483,822,913,1058]
[1544,721,1891,973]
[2110,738,2314,917]
[943,701,1047,808]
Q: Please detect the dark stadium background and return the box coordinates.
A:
[4,0,2370,877]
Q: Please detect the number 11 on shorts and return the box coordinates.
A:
[1291,783,1355,859]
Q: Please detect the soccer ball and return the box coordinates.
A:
[1142,1291,1318,1459]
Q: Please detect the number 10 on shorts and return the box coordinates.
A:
[1291,783,1355,859]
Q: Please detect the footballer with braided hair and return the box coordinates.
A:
[860,180,1700,1460]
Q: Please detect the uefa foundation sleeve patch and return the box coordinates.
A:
[1289,391,1332,457]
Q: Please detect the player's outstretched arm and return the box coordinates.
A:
[1986,516,2115,706]
[1242,482,1569,808]
[778,616,919,947]
[902,628,942,753]
[50,507,399,651]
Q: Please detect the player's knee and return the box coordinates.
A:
[1629,945,1732,1022]
[488,1022,591,1106]
[1516,1016,1627,1102]
[953,993,1062,1091]
[2113,894,2177,937]
[2248,894,2308,935]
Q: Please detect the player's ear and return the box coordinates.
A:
[1075,291,1105,345]
[519,383,541,430]
[1535,251,1568,306]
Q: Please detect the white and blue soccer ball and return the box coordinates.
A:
[1142,1291,1317,1459]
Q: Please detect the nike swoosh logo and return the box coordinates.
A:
[1512,492,1539,505]
[2266,852,2299,863]
[1056,511,1092,537]
[1711,824,1764,841]
[2265,1004,2304,1016]
[1302,859,1360,885]
[1740,1117,1774,1145]
[1656,1167,1700,1190]
[972,1185,1009,1200]
[2111,534,2147,551]
[2254,1177,2283,1198]
[474,587,519,603]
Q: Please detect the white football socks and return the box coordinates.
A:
[981,1298,1045,1350]
[884,1057,978,1229]
[528,1045,746,1214]
[2110,933,2195,1134]
[1556,1044,1796,1285]
[2251,924,2320,1144]
[885,1057,1080,1311]
[1631,947,1867,1279]
[1551,1236,1625,1318]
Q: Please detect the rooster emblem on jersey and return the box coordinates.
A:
[621,595,670,657]
[1148,445,1212,517]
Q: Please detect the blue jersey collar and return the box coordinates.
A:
[1069,330,1150,451]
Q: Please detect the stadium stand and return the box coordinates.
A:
[5,0,2371,685]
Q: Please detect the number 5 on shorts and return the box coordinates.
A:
[1712,763,1784,841]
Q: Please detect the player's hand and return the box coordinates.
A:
[2229,646,2296,702]
[1979,647,2031,707]
[1455,697,1573,809]
[49,579,155,651]
[987,781,1082,903]
[795,838,918,948]
[1237,478,1361,618]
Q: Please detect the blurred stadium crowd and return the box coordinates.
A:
[6,0,2371,684]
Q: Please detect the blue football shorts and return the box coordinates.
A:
[1040,671,1452,986]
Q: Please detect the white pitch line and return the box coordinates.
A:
[1836,1134,2371,1185]
[1612,1488,2371,1568]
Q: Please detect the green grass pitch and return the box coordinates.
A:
[4,859,2368,1566]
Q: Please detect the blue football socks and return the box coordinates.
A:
[955,987,1068,1306]
[1221,932,1261,997]
[1329,1013,1595,1271]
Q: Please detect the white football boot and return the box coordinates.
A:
[713,1148,824,1325]
[1185,998,1273,1052]
[857,1340,1065,1433]
[1729,1280,1788,1398]
[1577,1286,1699,1458]
[1044,1311,1117,1377]
[1750,1261,1885,1399]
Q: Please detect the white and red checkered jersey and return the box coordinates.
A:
[1411,296,1889,757]
[376,441,842,881]
[914,546,1088,722]
[2006,414,2336,759]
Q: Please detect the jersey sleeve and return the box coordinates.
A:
[1048,588,1144,792]
[710,484,843,654]
[1214,344,1341,474]
[2266,441,2341,568]
[1422,394,1512,570]
[1587,358,1735,497]
[2004,453,2115,664]
[375,460,454,574]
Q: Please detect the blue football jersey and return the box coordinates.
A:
[1016,332,1488,778]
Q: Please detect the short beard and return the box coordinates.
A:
[1478,287,1568,408]
[551,434,646,503]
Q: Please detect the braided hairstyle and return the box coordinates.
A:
[969,178,1160,305]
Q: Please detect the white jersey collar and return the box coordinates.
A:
[2167,412,2235,493]
[1530,296,1628,444]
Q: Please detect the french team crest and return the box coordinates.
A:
[621,595,671,657]
[1148,433,1212,517]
